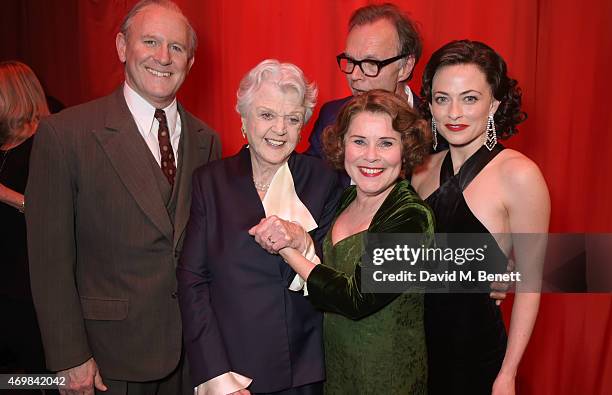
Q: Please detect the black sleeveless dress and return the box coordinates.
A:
[424,145,508,395]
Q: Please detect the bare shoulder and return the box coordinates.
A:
[411,150,447,192]
[494,149,550,232]
[495,149,546,190]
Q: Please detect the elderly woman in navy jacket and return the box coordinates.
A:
[177,59,341,395]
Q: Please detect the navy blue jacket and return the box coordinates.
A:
[304,96,353,160]
[177,147,342,392]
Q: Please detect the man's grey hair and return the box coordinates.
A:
[236,59,318,124]
[349,3,422,80]
[119,0,198,58]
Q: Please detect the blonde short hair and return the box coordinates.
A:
[0,61,50,144]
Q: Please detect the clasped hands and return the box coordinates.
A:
[249,216,510,304]
[248,215,309,255]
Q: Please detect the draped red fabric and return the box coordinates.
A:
[1,0,611,393]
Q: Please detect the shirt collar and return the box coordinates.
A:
[123,82,178,137]
[404,85,414,109]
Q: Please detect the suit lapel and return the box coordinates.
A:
[411,89,422,109]
[172,106,206,249]
[92,88,173,242]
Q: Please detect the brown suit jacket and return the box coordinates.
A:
[25,87,221,381]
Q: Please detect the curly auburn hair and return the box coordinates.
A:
[420,40,526,139]
[322,89,430,177]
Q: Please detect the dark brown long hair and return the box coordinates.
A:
[420,40,526,139]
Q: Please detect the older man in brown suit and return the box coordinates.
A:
[25,1,220,394]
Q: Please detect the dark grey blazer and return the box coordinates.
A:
[25,87,221,381]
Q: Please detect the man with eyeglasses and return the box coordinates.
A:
[304,3,423,172]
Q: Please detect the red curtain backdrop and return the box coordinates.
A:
[2,0,611,393]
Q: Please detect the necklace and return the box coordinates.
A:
[253,178,270,191]
[0,149,10,176]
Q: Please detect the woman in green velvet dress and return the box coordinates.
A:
[250,90,433,394]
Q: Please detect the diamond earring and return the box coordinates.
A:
[484,113,497,151]
[431,118,438,151]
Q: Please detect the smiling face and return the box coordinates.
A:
[242,80,305,172]
[344,19,413,96]
[344,111,403,197]
[116,4,194,108]
[430,63,500,151]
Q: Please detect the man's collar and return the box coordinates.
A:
[404,85,414,109]
[123,82,178,136]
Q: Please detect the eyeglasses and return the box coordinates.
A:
[336,53,407,77]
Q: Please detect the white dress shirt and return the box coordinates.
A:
[405,85,415,109]
[123,83,181,165]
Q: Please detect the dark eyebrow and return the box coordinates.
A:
[460,89,483,95]
[433,89,483,96]
[348,134,398,141]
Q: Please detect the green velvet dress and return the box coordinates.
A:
[307,180,434,394]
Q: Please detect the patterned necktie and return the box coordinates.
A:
[154,109,176,186]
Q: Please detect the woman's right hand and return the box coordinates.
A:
[249,216,319,281]
[249,215,310,254]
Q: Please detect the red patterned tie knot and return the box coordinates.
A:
[155,109,176,186]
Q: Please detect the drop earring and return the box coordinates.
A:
[431,118,438,151]
[484,113,497,151]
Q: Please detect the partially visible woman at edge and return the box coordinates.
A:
[251,89,434,394]
[411,40,550,395]
[0,61,50,377]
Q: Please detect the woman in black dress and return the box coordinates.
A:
[0,61,50,376]
[411,41,550,395]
